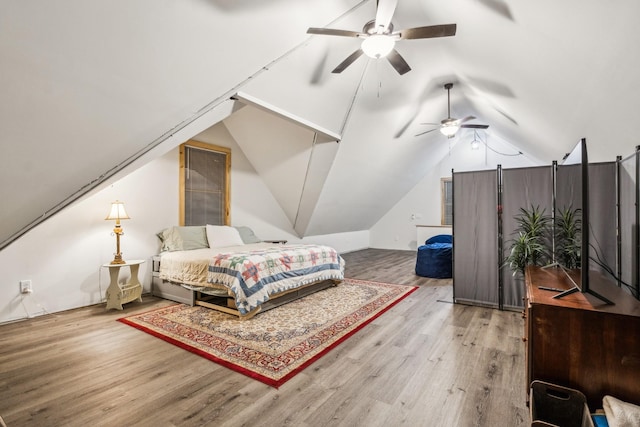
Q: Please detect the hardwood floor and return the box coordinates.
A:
[0,249,528,426]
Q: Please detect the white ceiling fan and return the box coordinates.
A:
[307,0,456,75]
[416,83,489,138]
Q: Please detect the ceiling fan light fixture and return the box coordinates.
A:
[361,35,395,58]
[440,123,459,137]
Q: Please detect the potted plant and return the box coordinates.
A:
[504,205,551,276]
[554,206,581,269]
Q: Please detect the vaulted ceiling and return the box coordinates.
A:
[2,0,640,247]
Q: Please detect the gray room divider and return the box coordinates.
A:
[501,166,553,309]
[452,157,635,310]
[619,152,638,296]
[452,169,499,307]
[556,163,581,213]
[588,162,617,277]
[556,162,618,279]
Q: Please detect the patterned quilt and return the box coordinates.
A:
[207,244,345,315]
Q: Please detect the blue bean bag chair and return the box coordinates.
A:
[415,234,453,278]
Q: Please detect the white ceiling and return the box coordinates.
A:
[2,0,640,247]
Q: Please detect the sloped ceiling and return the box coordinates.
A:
[2,0,640,247]
[223,102,340,236]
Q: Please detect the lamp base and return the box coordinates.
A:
[111,227,125,265]
[110,254,126,265]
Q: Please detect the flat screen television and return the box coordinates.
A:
[554,138,614,304]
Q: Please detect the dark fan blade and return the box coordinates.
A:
[415,128,438,137]
[458,115,476,124]
[399,24,457,40]
[375,0,398,32]
[461,124,489,129]
[332,49,364,73]
[307,27,361,38]
[478,0,513,20]
[387,49,411,75]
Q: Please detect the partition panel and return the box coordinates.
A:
[555,163,581,213]
[453,170,499,307]
[588,162,617,277]
[501,166,553,309]
[619,154,637,293]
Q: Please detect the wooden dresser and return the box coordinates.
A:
[524,266,640,410]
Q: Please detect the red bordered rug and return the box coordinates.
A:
[118,278,417,388]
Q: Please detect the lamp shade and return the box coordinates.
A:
[361,35,395,59]
[105,201,130,221]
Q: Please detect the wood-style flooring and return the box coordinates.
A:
[0,249,528,426]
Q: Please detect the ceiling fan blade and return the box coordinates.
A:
[478,0,514,20]
[375,0,399,32]
[419,122,440,126]
[415,128,438,137]
[457,115,476,124]
[461,124,489,129]
[399,24,457,40]
[332,49,364,73]
[307,27,361,38]
[387,49,411,75]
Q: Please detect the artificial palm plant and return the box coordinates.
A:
[555,206,581,269]
[504,205,552,275]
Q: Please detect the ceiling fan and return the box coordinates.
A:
[307,0,456,75]
[416,83,489,138]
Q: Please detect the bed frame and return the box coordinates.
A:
[151,256,341,319]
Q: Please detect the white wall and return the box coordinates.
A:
[370,133,539,250]
[300,230,369,254]
[0,151,178,323]
[195,123,371,252]
[0,122,369,324]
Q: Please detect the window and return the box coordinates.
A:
[179,140,231,226]
[441,178,453,226]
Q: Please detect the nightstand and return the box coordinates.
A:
[102,259,145,310]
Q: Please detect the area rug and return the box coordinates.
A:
[118,278,417,388]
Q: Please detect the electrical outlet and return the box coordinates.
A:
[20,280,32,294]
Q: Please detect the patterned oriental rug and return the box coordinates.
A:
[119,278,418,388]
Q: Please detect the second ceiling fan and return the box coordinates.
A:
[307,0,456,75]
[416,83,489,138]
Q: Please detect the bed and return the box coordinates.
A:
[151,225,345,319]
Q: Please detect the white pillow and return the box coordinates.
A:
[206,225,245,248]
[604,395,640,427]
